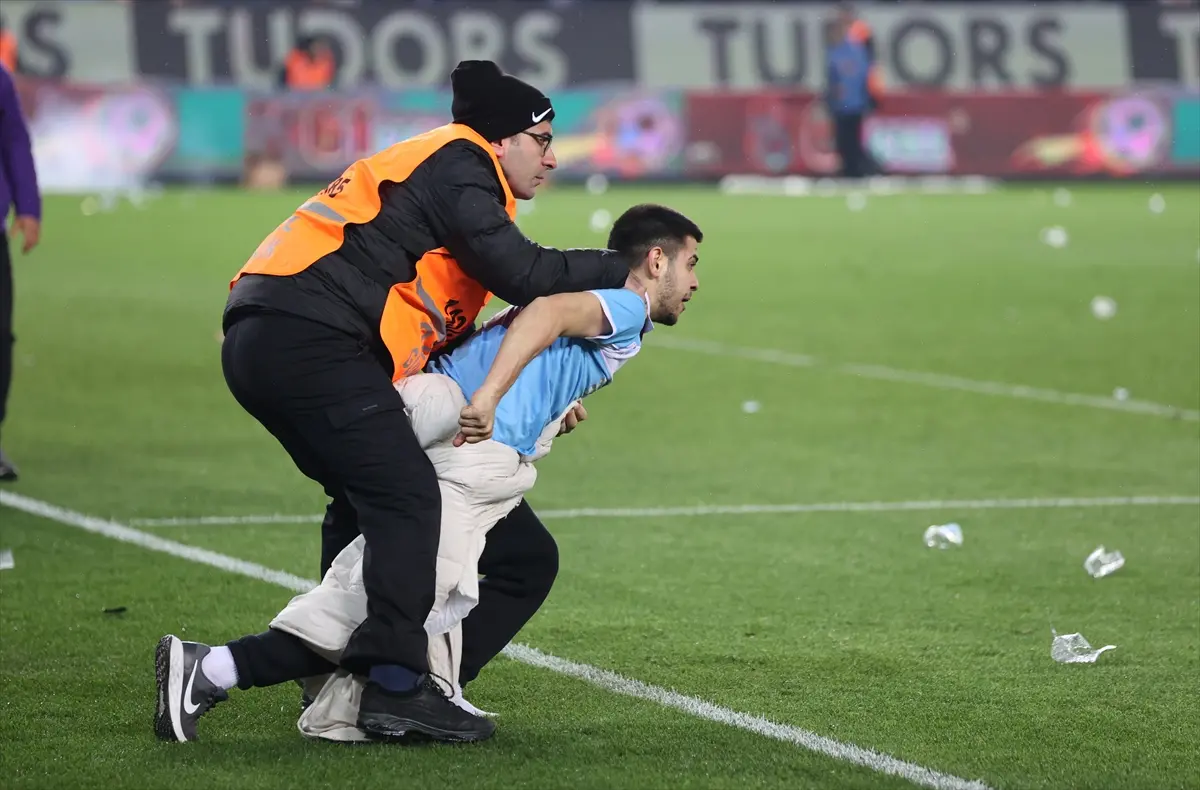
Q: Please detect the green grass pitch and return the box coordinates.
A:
[1,181,1198,789]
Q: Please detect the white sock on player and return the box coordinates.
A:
[201,645,239,691]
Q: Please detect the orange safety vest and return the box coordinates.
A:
[285,49,334,90]
[231,123,516,380]
[0,31,17,74]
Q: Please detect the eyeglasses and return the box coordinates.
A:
[522,131,553,156]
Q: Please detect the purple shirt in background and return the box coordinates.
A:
[0,67,41,233]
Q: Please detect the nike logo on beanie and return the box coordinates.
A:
[451,59,555,142]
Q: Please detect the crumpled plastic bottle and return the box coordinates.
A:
[1051,630,1117,664]
[923,523,963,549]
[1084,546,1125,578]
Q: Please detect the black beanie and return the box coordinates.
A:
[450,60,555,143]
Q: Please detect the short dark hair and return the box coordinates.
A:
[607,204,703,266]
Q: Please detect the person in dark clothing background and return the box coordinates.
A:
[841,3,885,176]
[154,60,631,746]
[0,64,42,481]
[840,3,882,113]
[825,15,872,179]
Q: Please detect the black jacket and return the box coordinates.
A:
[225,140,629,372]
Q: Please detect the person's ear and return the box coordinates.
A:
[646,247,666,278]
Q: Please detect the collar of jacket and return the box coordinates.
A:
[445,123,517,219]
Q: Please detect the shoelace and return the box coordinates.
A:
[424,671,456,700]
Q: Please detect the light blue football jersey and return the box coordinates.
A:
[428,288,653,456]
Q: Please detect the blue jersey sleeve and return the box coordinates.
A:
[587,289,649,347]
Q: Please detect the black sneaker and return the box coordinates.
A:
[357,674,495,743]
[0,449,17,482]
[154,635,228,742]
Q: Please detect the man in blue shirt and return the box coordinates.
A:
[153,204,703,745]
[437,257,675,455]
[825,15,872,179]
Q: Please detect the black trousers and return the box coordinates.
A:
[222,311,440,675]
[227,498,560,689]
[833,113,866,178]
[0,233,12,435]
[460,499,560,685]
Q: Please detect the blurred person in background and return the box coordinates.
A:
[278,36,337,91]
[0,22,16,75]
[841,3,885,175]
[825,10,872,179]
[212,60,631,745]
[841,4,882,114]
[0,63,41,481]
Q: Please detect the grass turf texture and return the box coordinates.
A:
[1,183,1198,789]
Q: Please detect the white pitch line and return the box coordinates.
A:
[129,513,323,527]
[537,495,1200,519]
[125,495,1200,527]
[504,643,989,790]
[649,336,1200,422]
[0,491,315,590]
[1,490,991,790]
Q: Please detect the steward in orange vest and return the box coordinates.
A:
[218,61,627,744]
[277,36,335,90]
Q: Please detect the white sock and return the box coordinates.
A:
[201,646,239,691]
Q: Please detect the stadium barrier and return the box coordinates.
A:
[11,76,1199,194]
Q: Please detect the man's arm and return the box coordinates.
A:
[454,291,614,446]
[422,142,629,306]
[0,68,41,252]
